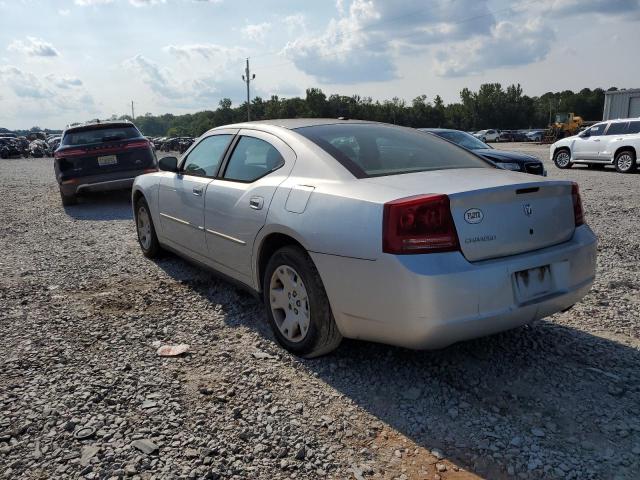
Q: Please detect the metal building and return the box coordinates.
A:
[603,89,640,120]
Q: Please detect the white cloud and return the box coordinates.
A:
[123,54,230,107]
[129,0,166,6]
[434,20,555,77]
[0,66,96,113]
[283,13,306,34]
[45,74,84,89]
[163,43,244,62]
[59,9,71,15]
[7,37,60,57]
[74,0,114,5]
[283,0,497,84]
[241,22,271,42]
[514,0,640,17]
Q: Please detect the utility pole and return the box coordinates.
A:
[241,58,255,121]
[131,100,135,121]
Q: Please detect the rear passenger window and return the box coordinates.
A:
[627,121,640,134]
[223,137,284,182]
[605,122,629,135]
[182,134,232,177]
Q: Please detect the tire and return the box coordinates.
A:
[263,246,342,358]
[135,197,162,258]
[553,149,572,169]
[614,150,637,174]
[59,189,77,206]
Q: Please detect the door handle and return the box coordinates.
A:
[249,196,264,210]
[193,186,203,196]
[593,139,600,142]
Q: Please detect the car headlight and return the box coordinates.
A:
[496,162,522,171]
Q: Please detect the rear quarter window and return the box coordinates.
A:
[605,122,628,135]
[626,121,640,134]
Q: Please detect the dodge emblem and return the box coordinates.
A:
[523,204,533,216]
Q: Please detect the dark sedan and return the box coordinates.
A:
[419,128,546,176]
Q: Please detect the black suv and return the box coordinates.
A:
[54,121,157,205]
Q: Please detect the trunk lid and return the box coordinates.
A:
[449,182,575,261]
[363,168,576,262]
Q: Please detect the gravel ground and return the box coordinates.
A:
[1,144,638,480]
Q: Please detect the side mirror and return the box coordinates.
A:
[159,156,178,172]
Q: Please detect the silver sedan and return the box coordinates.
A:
[132,119,597,357]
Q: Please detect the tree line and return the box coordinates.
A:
[118,84,613,137]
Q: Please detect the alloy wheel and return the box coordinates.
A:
[617,153,633,172]
[555,151,570,167]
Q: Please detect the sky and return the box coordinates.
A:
[0,0,639,129]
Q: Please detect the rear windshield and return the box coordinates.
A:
[295,124,491,178]
[62,125,141,146]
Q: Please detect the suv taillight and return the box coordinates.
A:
[125,139,150,149]
[54,148,86,159]
[571,183,584,226]
[383,194,460,254]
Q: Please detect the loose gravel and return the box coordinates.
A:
[1,144,638,480]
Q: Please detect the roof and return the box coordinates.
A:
[223,118,376,130]
[64,120,135,133]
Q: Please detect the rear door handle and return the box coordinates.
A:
[249,196,264,210]
[193,186,203,196]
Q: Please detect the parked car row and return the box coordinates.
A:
[0,135,58,158]
[149,136,195,153]
[470,129,547,143]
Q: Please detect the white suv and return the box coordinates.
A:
[551,118,640,173]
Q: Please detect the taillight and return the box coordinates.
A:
[55,148,86,159]
[125,139,150,149]
[571,182,584,226]
[383,194,460,254]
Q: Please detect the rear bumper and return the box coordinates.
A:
[311,225,597,349]
[59,169,155,195]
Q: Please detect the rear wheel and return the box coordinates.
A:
[264,246,342,358]
[59,189,77,206]
[135,197,162,258]
[614,150,636,173]
[553,149,572,169]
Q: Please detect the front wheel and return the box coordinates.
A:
[614,150,637,173]
[135,197,162,258]
[553,149,572,169]
[264,246,342,358]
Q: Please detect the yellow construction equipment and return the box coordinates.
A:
[541,113,597,143]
